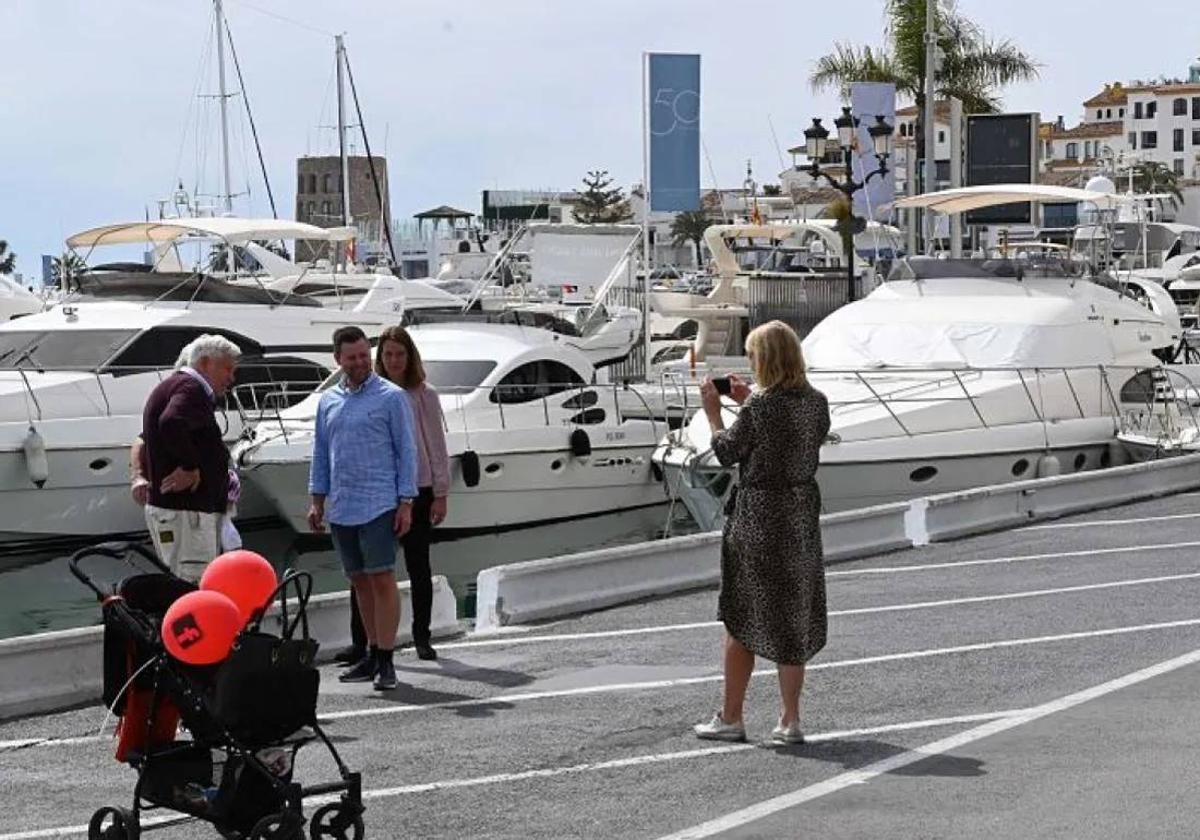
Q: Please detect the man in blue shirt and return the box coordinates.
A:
[308,326,418,691]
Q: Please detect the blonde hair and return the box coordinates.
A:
[745,320,806,390]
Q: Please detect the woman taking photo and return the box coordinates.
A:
[693,320,830,744]
[336,325,450,664]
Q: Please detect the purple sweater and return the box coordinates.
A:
[142,372,230,513]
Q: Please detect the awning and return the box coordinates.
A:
[66,218,338,248]
[893,185,1124,214]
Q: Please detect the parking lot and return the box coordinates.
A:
[5,491,1200,838]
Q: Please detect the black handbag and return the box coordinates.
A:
[211,571,320,746]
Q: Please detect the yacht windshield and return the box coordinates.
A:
[887,257,1086,281]
[0,330,136,371]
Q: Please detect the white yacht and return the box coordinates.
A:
[0,277,46,321]
[235,322,666,535]
[0,218,463,546]
[655,185,1182,526]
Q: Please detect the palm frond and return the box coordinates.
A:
[810,43,903,98]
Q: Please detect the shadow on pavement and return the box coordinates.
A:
[773,738,987,778]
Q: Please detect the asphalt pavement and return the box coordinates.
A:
[5,491,1200,839]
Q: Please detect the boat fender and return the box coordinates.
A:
[570,429,592,460]
[1035,453,1061,478]
[461,449,481,488]
[23,425,48,489]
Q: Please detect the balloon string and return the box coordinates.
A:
[96,656,159,737]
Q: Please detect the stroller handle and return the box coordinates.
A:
[68,541,170,600]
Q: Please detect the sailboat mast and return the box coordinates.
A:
[214,0,234,214]
[922,0,937,252]
[336,34,351,228]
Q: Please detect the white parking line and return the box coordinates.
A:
[826,539,1200,578]
[0,709,1030,840]
[9,611,1200,748]
[321,616,1200,721]
[1020,512,1200,530]
[654,645,1200,839]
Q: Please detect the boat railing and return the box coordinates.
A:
[651,364,1188,444]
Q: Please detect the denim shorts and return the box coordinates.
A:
[329,509,397,576]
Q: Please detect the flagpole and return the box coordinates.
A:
[641,51,652,382]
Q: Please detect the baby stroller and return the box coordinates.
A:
[70,542,364,840]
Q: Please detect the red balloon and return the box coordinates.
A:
[162,590,240,665]
[200,550,278,625]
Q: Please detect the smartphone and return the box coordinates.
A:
[712,377,732,396]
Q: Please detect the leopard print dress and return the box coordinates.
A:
[711,384,831,666]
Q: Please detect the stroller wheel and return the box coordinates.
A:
[249,812,304,840]
[88,806,139,840]
[309,802,365,840]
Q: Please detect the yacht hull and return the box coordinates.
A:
[244,442,665,536]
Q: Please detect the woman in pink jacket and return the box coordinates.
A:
[335,325,451,664]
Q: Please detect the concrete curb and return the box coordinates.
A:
[473,454,1200,634]
[0,576,460,721]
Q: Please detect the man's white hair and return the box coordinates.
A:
[176,334,242,370]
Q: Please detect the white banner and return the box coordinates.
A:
[850,82,897,222]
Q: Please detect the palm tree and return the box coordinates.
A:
[0,241,15,275]
[1128,161,1184,211]
[670,211,713,266]
[51,252,87,291]
[810,0,1039,187]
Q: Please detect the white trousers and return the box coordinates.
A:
[144,505,224,583]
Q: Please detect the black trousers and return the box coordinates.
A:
[349,487,435,648]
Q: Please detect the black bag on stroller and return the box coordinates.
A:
[70,542,365,840]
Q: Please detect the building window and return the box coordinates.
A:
[1175,128,1185,151]
[297,201,305,220]
[1192,129,1200,146]
[1096,109,1103,120]
[1106,108,1112,119]
[1193,98,1200,120]
[1148,101,1157,118]
[307,201,316,217]
[322,174,332,193]
[1135,102,1144,119]
[937,130,945,144]
[1175,98,1188,116]
[306,174,317,193]
[1142,131,1158,149]
[1083,141,1091,158]
[1065,142,1078,159]
[1119,108,1125,118]
[297,174,305,194]
[1175,158,1186,175]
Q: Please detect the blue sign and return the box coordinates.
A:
[648,53,700,212]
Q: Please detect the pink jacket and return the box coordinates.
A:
[408,383,451,498]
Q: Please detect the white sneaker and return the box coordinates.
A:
[693,713,746,742]
[771,719,805,744]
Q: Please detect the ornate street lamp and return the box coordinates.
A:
[793,109,895,302]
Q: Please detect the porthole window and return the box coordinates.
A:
[909,465,938,483]
[88,458,111,472]
[484,462,502,476]
[1012,458,1030,477]
[1073,453,1087,471]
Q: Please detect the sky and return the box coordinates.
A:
[3,0,1200,282]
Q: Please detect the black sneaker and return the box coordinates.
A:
[415,643,438,661]
[373,658,398,691]
[338,655,377,683]
[333,645,365,666]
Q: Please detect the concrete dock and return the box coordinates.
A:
[5,490,1200,838]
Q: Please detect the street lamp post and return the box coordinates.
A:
[793,107,894,302]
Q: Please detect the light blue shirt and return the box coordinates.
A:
[308,372,419,526]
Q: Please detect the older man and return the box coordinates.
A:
[308,325,418,692]
[140,334,240,581]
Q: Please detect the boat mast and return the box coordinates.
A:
[336,34,351,228]
[214,0,234,215]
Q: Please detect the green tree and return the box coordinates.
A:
[572,170,632,223]
[1128,161,1184,211]
[0,241,15,275]
[670,211,713,265]
[51,252,87,290]
[810,0,1038,188]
